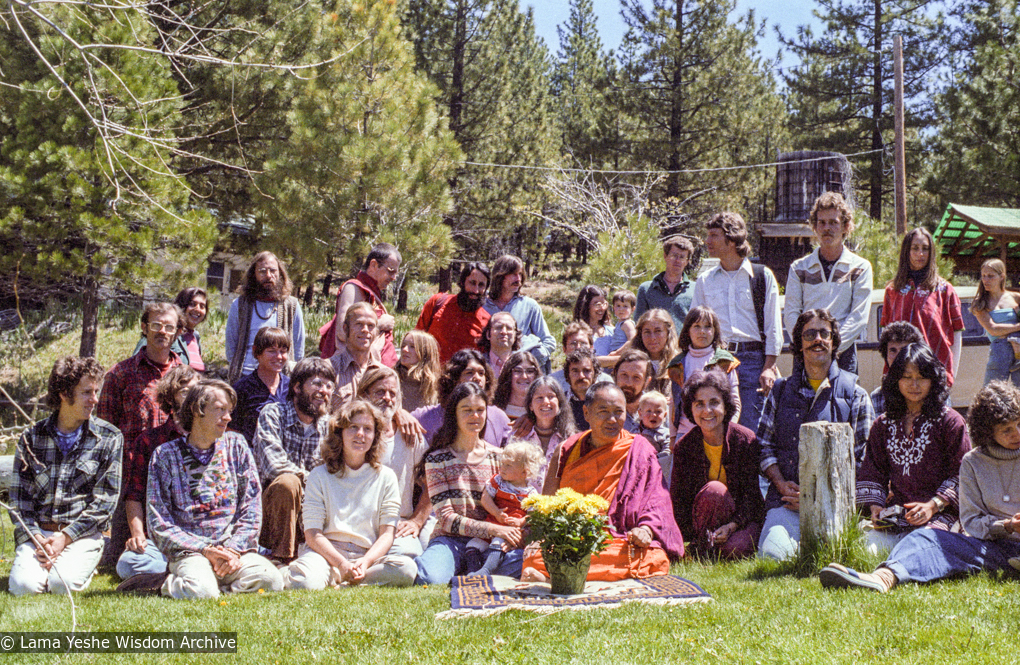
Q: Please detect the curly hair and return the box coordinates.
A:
[499,439,545,482]
[561,321,594,349]
[321,399,386,475]
[478,312,521,354]
[241,251,292,299]
[437,349,494,404]
[808,191,854,237]
[179,380,237,432]
[46,356,105,409]
[882,343,949,421]
[492,351,543,410]
[878,321,923,363]
[287,358,335,401]
[155,365,200,415]
[968,381,1020,449]
[791,309,841,362]
[681,369,737,426]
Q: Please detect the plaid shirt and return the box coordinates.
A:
[97,348,181,446]
[10,414,123,546]
[251,401,328,485]
[146,432,261,559]
[123,419,184,504]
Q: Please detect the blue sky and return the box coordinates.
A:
[525,0,822,66]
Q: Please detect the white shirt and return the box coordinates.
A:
[691,258,783,357]
[378,431,427,519]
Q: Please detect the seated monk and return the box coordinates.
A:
[523,383,684,582]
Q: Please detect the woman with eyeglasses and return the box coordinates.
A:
[855,343,971,555]
[492,351,544,424]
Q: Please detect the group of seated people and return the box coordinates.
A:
[10,207,1020,600]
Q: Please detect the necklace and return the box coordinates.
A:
[253,300,278,322]
[998,458,1019,503]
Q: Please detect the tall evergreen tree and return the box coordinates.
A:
[779,0,945,221]
[616,0,788,220]
[405,0,559,259]
[0,3,216,356]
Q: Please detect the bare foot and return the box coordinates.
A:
[520,567,548,583]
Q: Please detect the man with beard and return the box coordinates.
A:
[784,193,873,374]
[321,242,402,365]
[329,302,380,412]
[477,312,520,378]
[563,348,602,432]
[226,251,305,383]
[613,349,654,434]
[251,358,334,562]
[357,366,435,557]
[416,262,491,364]
[757,309,873,561]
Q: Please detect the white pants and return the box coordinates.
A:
[284,541,416,589]
[863,527,909,557]
[9,531,104,596]
[162,552,284,600]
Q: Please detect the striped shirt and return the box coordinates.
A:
[251,401,328,485]
[423,446,501,539]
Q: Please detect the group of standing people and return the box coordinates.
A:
[10,190,1020,601]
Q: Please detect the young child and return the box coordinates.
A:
[466,441,545,578]
[636,391,673,487]
[666,306,741,440]
[606,290,638,354]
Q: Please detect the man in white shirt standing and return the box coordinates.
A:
[691,212,782,432]
[783,192,873,375]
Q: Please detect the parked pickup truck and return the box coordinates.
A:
[776,286,988,410]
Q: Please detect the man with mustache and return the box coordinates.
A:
[226,251,306,383]
[415,262,491,364]
[756,309,874,561]
[784,192,873,374]
[251,358,334,563]
[613,349,654,434]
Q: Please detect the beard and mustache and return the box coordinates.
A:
[295,390,328,419]
[457,290,483,312]
[255,278,283,302]
[619,384,643,404]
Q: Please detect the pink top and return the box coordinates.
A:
[180,331,204,372]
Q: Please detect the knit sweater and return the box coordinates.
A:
[302,463,401,549]
[959,444,1020,541]
[423,445,501,539]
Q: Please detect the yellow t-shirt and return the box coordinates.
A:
[703,441,727,485]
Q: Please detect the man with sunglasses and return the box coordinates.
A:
[756,309,874,561]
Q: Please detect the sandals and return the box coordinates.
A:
[818,563,889,593]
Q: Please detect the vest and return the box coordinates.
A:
[764,363,857,510]
[228,295,297,384]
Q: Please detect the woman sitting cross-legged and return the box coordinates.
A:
[414,382,526,584]
[285,400,416,589]
[820,381,1020,593]
[670,370,764,559]
[147,380,283,600]
[856,343,970,555]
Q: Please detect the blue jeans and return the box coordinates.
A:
[116,541,168,580]
[758,506,800,561]
[414,535,523,585]
[985,337,1020,387]
[734,350,764,432]
[883,529,1020,584]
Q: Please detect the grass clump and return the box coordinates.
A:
[749,518,882,579]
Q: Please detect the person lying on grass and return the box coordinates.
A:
[820,380,1020,593]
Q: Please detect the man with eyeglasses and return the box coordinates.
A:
[251,357,334,563]
[756,309,874,561]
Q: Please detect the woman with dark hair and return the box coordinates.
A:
[821,381,1020,593]
[408,349,509,446]
[856,343,971,554]
[502,376,575,491]
[573,285,612,349]
[284,400,416,589]
[492,351,543,422]
[880,227,964,389]
[670,370,764,559]
[133,287,208,370]
[414,383,524,584]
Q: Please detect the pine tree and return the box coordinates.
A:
[0,3,217,357]
[779,0,946,221]
[616,0,788,221]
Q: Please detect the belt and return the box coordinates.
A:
[38,521,70,532]
[727,341,764,353]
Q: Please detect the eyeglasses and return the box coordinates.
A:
[511,367,539,378]
[148,322,178,333]
[306,378,336,392]
[801,328,832,341]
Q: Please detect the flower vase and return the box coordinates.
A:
[544,551,591,595]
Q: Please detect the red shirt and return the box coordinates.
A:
[416,293,490,364]
[97,349,181,445]
[880,280,964,385]
[123,418,184,504]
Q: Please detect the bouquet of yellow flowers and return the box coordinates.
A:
[521,488,611,565]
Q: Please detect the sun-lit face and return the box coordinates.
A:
[564,333,592,353]
[366,376,399,414]
[583,389,627,447]
[688,317,715,350]
[184,295,208,331]
[993,419,1020,450]
[143,310,180,354]
[613,300,634,323]
[567,360,595,398]
[501,270,523,299]
[61,377,101,426]
[488,313,516,352]
[615,360,649,405]
[256,344,289,374]
[800,316,833,366]
[499,459,530,487]
[368,255,401,290]
[458,361,487,388]
[898,362,932,412]
[191,389,232,439]
[255,257,280,288]
[342,412,376,467]
[664,246,690,276]
[529,385,560,425]
[345,311,378,353]
[399,336,420,369]
[703,228,733,259]
[641,320,669,358]
[510,362,539,396]
[588,296,608,324]
[690,386,726,435]
[908,235,931,272]
[455,395,488,435]
[981,266,1005,294]
[638,400,666,430]
[813,207,845,252]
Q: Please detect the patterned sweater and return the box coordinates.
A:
[423,445,501,539]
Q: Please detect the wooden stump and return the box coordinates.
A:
[0,455,13,492]
[798,422,855,543]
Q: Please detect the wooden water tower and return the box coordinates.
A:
[759,151,854,285]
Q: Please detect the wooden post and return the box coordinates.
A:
[893,34,907,235]
[799,422,855,542]
[0,455,13,492]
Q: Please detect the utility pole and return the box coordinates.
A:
[893,34,907,235]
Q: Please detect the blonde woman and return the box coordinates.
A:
[970,258,1020,386]
[618,309,680,400]
[396,330,442,411]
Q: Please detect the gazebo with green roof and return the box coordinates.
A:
[934,204,1020,274]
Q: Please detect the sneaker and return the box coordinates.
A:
[116,571,169,594]
[818,563,890,593]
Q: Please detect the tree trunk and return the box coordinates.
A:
[869,0,884,222]
[322,272,333,299]
[303,283,314,307]
[798,422,856,545]
[666,0,686,198]
[438,266,452,293]
[78,264,100,358]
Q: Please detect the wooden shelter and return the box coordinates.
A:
[934,204,1020,275]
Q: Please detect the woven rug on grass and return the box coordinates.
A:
[437,574,711,619]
